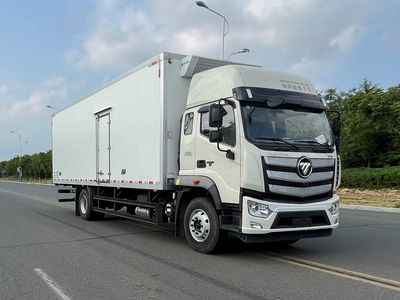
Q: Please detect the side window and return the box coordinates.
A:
[200,104,236,147]
[200,112,211,136]
[184,112,194,135]
[220,105,236,146]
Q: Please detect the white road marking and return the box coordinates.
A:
[34,268,72,300]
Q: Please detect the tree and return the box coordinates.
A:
[324,80,400,168]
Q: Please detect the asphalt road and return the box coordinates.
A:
[0,182,399,300]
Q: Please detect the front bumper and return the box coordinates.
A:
[241,194,340,235]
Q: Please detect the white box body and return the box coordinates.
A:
[52,52,190,190]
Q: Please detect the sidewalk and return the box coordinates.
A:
[341,203,400,213]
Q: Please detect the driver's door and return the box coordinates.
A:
[194,103,241,204]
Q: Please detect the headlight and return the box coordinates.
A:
[329,200,340,215]
[247,200,271,218]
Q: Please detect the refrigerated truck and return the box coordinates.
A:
[52,52,341,253]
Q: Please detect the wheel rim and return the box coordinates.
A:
[189,209,210,242]
[80,195,88,215]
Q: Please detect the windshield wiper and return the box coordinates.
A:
[293,139,333,150]
[253,137,300,150]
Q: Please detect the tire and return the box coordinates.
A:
[183,197,220,254]
[78,188,104,220]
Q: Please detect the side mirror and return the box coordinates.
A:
[332,116,341,137]
[209,130,222,143]
[209,104,223,128]
[330,114,341,151]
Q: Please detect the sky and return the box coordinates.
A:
[0,0,399,160]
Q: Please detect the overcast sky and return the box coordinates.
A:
[0,0,399,160]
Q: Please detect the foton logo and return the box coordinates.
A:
[297,157,312,178]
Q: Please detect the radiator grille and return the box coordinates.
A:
[264,156,335,200]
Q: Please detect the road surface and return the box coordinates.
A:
[0,182,399,299]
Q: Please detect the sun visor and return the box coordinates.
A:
[233,86,328,110]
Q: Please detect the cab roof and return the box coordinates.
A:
[186,65,317,108]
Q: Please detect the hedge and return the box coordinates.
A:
[341,167,400,189]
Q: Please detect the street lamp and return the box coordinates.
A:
[46,105,59,110]
[227,48,250,61]
[196,1,229,60]
[10,130,22,158]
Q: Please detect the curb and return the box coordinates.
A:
[341,204,400,213]
[0,180,54,187]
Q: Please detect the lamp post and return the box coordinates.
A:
[23,141,29,154]
[11,131,23,181]
[227,48,250,61]
[196,1,229,60]
[10,130,22,158]
[46,105,59,110]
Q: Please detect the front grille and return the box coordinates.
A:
[263,156,335,201]
[271,211,330,229]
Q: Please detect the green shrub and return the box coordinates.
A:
[341,167,400,189]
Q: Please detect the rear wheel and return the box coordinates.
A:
[184,197,220,254]
[78,188,104,220]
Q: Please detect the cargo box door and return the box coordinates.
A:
[96,112,111,183]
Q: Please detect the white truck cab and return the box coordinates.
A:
[176,63,340,251]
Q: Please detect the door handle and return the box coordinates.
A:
[197,160,206,168]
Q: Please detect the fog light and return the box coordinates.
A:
[250,221,263,229]
[329,200,340,215]
[248,200,271,218]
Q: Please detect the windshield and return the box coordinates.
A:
[241,102,334,152]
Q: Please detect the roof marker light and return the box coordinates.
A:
[246,88,253,98]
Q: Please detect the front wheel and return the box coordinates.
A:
[183,197,220,254]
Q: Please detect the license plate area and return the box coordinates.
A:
[271,211,329,229]
[292,217,312,227]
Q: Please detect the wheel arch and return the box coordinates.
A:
[174,176,222,237]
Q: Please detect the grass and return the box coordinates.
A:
[339,166,400,208]
[341,166,400,189]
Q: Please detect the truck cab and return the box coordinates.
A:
[177,64,340,252]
